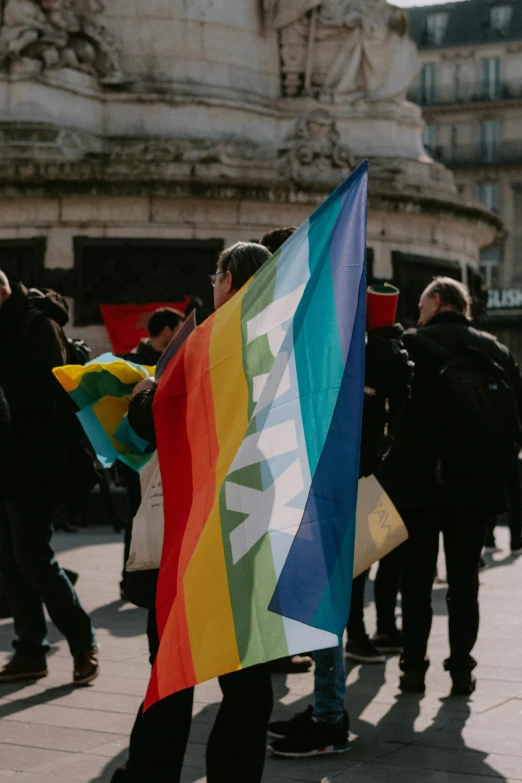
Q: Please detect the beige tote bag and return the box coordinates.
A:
[126,452,164,572]
[353,474,408,578]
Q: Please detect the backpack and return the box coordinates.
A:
[360,329,412,465]
[416,334,521,479]
[66,338,91,366]
[26,288,92,366]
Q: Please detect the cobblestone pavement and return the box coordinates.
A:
[0,526,521,782]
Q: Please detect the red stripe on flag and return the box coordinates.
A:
[146,314,220,706]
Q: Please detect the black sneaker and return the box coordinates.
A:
[399,670,426,694]
[345,636,386,664]
[451,671,476,696]
[372,631,404,653]
[268,705,314,739]
[269,710,350,758]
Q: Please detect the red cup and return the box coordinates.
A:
[366,284,400,331]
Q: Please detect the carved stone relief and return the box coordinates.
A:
[0,0,125,85]
[0,120,102,159]
[269,0,420,103]
[282,110,354,184]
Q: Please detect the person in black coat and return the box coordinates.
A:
[0,382,10,451]
[381,276,522,696]
[0,383,11,618]
[0,271,98,686]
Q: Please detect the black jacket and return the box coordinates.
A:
[0,383,10,451]
[128,388,157,446]
[119,339,161,367]
[380,311,522,511]
[0,284,68,499]
[360,324,410,478]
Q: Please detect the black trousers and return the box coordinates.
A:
[486,463,522,550]
[346,545,405,641]
[346,570,368,641]
[400,505,488,674]
[126,611,273,783]
[0,498,96,660]
[374,545,404,635]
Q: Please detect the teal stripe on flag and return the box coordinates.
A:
[77,406,120,468]
[293,194,345,476]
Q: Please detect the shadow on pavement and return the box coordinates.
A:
[91,748,128,782]
[349,693,509,782]
[88,600,147,639]
[482,550,522,571]
[266,657,509,783]
[0,681,77,719]
[53,527,123,556]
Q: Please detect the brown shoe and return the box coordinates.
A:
[0,657,48,683]
[73,647,99,686]
[270,654,313,674]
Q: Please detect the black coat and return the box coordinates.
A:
[119,339,161,367]
[0,383,10,450]
[380,311,522,511]
[0,284,68,499]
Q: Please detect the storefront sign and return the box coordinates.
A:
[488,289,522,310]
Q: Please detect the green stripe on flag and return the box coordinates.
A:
[219,251,289,664]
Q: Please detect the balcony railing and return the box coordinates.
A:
[408,80,522,107]
[428,141,522,166]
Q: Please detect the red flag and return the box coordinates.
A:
[100,299,191,355]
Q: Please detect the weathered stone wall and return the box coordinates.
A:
[0,188,499,353]
[102,0,280,102]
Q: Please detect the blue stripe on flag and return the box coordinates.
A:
[269,162,368,634]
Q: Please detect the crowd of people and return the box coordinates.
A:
[0,225,521,781]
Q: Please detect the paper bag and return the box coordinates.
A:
[126,451,164,572]
[353,475,408,578]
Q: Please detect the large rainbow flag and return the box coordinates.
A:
[146,162,368,708]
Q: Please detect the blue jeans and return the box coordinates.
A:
[0,498,96,660]
[313,642,346,725]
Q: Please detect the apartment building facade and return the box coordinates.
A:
[409,0,522,356]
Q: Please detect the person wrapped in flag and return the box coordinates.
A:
[113,241,274,783]
[113,161,369,783]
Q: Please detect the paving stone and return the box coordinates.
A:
[0,525,520,783]
[0,775,78,782]
[333,766,513,783]
[0,744,70,773]
[0,722,123,754]
[1,702,135,735]
[30,750,128,779]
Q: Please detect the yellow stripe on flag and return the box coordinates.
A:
[183,286,251,682]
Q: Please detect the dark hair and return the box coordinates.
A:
[217,242,271,291]
[147,307,184,337]
[423,276,472,319]
[259,227,297,254]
